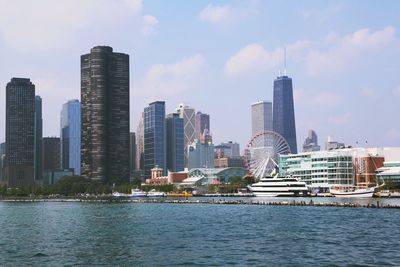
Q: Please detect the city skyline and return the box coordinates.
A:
[0,1,400,151]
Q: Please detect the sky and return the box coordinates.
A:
[0,0,399,151]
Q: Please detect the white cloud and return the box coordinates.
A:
[134,54,206,98]
[328,112,351,125]
[199,2,257,25]
[0,0,158,49]
[225,44,282,76]
[199,4,234,24]
[305,26,396,75]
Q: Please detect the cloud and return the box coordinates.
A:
[134,54,206,99]
[0,0,158,49]
[328,112,351,125]
[199,2,257,25]
[305,26,396,75]
[393,85,400,96]
[225,44,282,76]
[199,4,234,24]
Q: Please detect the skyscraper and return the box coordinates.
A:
[5,78,35,187]
[81,46,130,183]
[303,129,320,152]
[251,101,272,136]
[166,113,184,172]
[273,75,297,153]
[136,112,144,171]
[130,132,136,174]
[43,137,61,172]
[60,99,81,175]
[0,143,5,181]
[144,101,166,178]
[195,111,210,142]
[176,103,195,168]
[34,95,43,181]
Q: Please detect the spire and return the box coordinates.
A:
[283,46,287,76]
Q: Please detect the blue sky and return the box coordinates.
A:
[0,0,399,151]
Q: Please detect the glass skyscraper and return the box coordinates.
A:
[144,101,166,178]
[5,78,35,187]
[166,113,184,172]
[273,75,297,154]
[195,111,210,142]
[60,99,81,175]
[81,46,130,183]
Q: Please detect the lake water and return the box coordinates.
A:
[1,199,400,266]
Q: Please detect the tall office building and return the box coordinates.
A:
[251,101,272,136]
[195,111,210,142]
[136,112,144,171]
[43,137,61,172]
[81,46,130,183]
[176,103,195,168]
[188,139,214,169]
[144,101,166,178]
[60,99,81,175]
[5,78,35,187]
[130,132,136,173]
[34,95,43,181]
[273,75,297,153]
[166,113,184,172]
[303,129,320,152]
[0,143,5,181]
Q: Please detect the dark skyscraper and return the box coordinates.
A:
[144,101,166,178]
[43,137,61,172]
[81,46,130,183]
[5,78,35,187]
[34,95,43,181]
[166,113,184,172]
[195,111,210,142]
[273,75,297,153]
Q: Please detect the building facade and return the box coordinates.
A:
[188,139,214,169]
[5,78,35,187]
[136,112,145,171]
[43,137,61,172]
[303,129,320,152]
[280,150,354,193]
[130,132,136,173]
[176,103,196,168]
[273,75,297,153]
[195,111,210,142]
[60,99,81,175]
[144,101,166,178]
[0,143,5,182]
[81,46,130,183]
[34,95,43,181]
[166,113,184,172]
[251,101,272,136]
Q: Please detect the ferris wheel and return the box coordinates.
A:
[245,131,291,180]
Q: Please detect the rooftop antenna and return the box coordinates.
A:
[283,46,287,76]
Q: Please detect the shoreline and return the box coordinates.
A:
[1,197,400,209]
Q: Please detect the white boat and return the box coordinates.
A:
[130,188,147,197]
[248,173,309,197]
[112,192,129,197]
[146,189,165,197]
[330,187,375,198]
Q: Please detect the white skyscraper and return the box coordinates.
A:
[251,101,272,136]
[176,103,196,168]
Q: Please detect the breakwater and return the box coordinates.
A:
[2,197,400,209]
